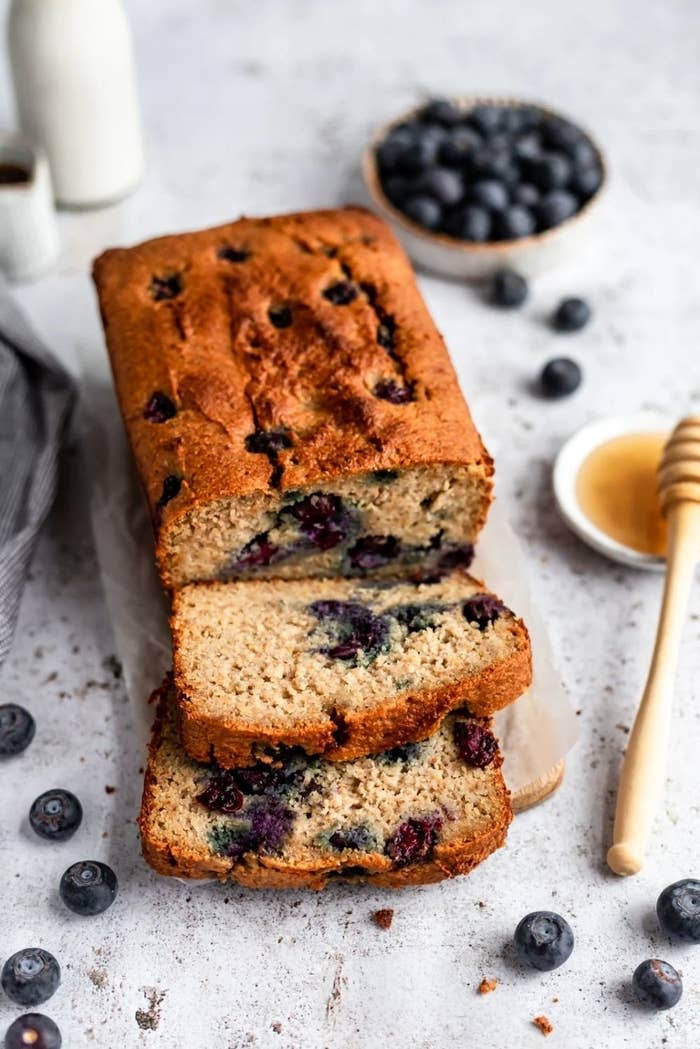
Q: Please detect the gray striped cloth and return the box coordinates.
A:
[0,285,75,665]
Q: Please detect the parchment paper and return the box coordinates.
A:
[81,373,577,792]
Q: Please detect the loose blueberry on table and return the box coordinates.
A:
[4,1014,62,1049]
[59,860,118,916]
[514,911,574,971]
[632,959,682,1010]
[0,702,36,755]
[552,296,592,332]
[539,357,583,398]
[376,99,602,243]
[657,878,700,943]
[1,948,61,1007]
[29,789,83,842]
[490,268,529,308]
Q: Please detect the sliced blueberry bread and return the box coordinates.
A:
[139,678,511,889]
[92,207,493,589]
[171,569,531,767]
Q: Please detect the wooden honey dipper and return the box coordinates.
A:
[608,416,700,875]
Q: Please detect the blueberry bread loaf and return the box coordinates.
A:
[92,208,493,589]
[139,678,511,888]
[171,569,531,767]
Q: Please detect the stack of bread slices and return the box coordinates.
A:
[93,207,532,889]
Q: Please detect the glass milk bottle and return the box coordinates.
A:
[8,0,144,207]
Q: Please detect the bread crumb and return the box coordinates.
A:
[478,978,498,995]
[373,908,394,930]
[533,1015,554,1037]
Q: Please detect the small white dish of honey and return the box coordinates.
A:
[553,412,673,570]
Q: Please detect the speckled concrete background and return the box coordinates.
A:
[1,1,700,1046]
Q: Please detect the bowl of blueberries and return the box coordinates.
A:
[363,96,606,279]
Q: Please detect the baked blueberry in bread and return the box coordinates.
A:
[170,569,531,767]
[139,678,512,889]
[92,208,493,588]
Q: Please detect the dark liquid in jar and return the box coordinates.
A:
[0,164,30,185]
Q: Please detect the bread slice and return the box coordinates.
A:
[139,678,512,889]
[171,569,531,767]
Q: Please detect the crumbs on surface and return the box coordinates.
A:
[372,908,394,930]
[478,977,498,995]
[533,1015,554,1037]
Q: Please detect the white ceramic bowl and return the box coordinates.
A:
[553,412,673,571]
[362,96,607,280]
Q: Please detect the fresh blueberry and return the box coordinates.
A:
[528,151,572,191]
[398,137,439,173]
[504,105,540,134]
[377,136,411,173]
[536,189,578,229]
[414,167,463,206]
[540,358,583,397]
[632,959,682,1010]
[571,164,602,199]
[453,720,498,768]
[401,194,443,230]
[469,147,513,181]
[567,139,598,168]
[438,127,483,167]
[552,297,591,332]
[512,182,540,208]
[494,205,536,240]
[59,861,118,916]
[468,179,509,213]
[420,99,462,127]
[657,879,700,943]
[1,949,60,1006]
[143,391,176,423]
[29,789,82,842]
[467,104,504,137]
[444,205,491,242]
[490,269,529,308]
[541,117,584,152]
[4,1014,62,1049]
[514,911,574,971]
[514,133,543,162]
[0,704,35,756]
[382,174,409,206]
[385,813,443,866]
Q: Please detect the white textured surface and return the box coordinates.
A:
[1,2,700,1046]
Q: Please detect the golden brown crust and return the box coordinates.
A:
[173,614,532,769]
[92,207,493,587]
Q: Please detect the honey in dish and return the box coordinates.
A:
[576,432,668,556]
